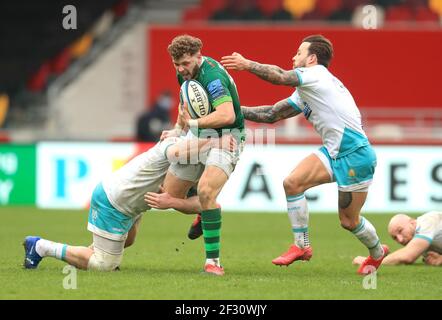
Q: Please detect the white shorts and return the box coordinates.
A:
[168,163,205,183]
[205,143,243,177]
[168,141,244,181]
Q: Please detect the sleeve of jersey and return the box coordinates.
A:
[159,137,180,159]
[414,217,436,244]
[294,67,318,88]
[287,90,303,113]
[206,76,232,108]
[177,73,184,85]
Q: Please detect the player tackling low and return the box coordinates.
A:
[221,34,388,275]
[23,136,235,272]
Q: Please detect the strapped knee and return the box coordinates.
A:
[87,248,123,272]
[88,234,124,271]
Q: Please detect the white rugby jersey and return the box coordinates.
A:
[287,65,369,158]
[414,211,442,254]
[102,137,179,218]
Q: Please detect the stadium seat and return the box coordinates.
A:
[113,0,130,18]
[70,33,94,59]
[429,0,442,16]
[404,0,429,7]
[257,0,283,17]
[344,0,374,11]
[182,6,210,22]
[50,47,71,76]
[301,8,328,20]
[385,5,414,21]
[415,5,440,21]
[236,0,266,20]
[0,94,9,128]
[283,0,316,18]
[315,0,343,17]
[27,62,51,92]
[201,0,228,15]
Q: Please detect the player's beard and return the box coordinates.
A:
[191,64,200,79]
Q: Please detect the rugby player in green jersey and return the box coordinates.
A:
[158,35,245,276]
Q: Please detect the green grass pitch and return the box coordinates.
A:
[0,207,441,300]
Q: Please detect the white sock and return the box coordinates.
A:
[351,217,384,260]
[286,193,310,249]
[36,239,68,260]
[205,258,220,267]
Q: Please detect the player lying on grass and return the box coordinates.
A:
[353,211,442,266]
[221,34,388,275]
[23,135,236,272]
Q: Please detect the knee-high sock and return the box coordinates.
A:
[351,217,384,259]
[286,193,310,248]
[201,208,222,264]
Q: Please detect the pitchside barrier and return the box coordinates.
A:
[0,142,441,212]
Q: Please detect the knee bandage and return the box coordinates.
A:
[88,234,124,271]
[87,247,123,271]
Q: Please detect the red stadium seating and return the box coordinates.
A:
[300,8,328,20]
[257,0,283,16]
[113,0,130,18]
[343,0,373,11]
[182,6,210,22]
[50,47,71,76]
[385,5,414,21]
[201,0,228,15]
[27,62,51,92]
[315,0,343,16]
[415,5,440,21]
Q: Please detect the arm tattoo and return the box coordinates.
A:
[241,99,300,123]
[249,62,299,86]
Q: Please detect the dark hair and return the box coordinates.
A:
[302,35,333,68]
[167,35,203,60]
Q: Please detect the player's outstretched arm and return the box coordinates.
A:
[353,238,430,265]
[241,99,300,124]
[165,134,237,163]
[145,191,201,214]
[221,52,300,86]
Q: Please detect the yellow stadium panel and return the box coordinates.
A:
[429,0,442,16]
[283,0,316,18]
[70,33,94,59]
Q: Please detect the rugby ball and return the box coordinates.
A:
[180,80,212,119]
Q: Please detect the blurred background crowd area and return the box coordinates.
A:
[183,0,442,23]
[0,0,441,144]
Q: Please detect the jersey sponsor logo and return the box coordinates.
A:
[207,79,227,100]
[302,102,312,120]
